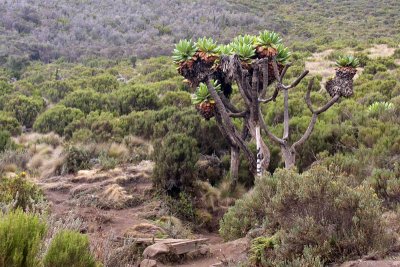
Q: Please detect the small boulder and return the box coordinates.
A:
[143,243,170,259]
[140,259,157,267]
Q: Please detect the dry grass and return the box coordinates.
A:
[99,184,133,209]
[366,44,397,58]
[124,223,166,238]
[107,143,129,159]
[123,135,147,148]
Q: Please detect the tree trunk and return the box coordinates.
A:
[255,125,263,177]
[230,146,240,192]
[282,145,296,169]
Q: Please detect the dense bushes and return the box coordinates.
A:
[0,210,47,267]
[220,166,392,265]
[153,133,199,196]
[0,210,98,267]
[34,105,84,135]
[62,146,91,174]
[43,230,96,267]
[3,95,45,128]
[0,112,21,135]
[90,74,118,93]
[0,130,13,152]
[112,85,159,114]
[42,80,74,103]
[0,174,44,211]
[61,89,107,114]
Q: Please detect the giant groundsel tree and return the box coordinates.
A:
[173,32,359,189]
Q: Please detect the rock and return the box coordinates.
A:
[140,259,157,267]
[199,245,210,255]
[143,243,170,259]
[340,261,400,267]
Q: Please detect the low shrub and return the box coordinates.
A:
[0,174,44,211]
[112,85,159,114]
[153,133,199,196]
[90,74,119,93]
[61,89,108,114]
[0,209,47,267]
[62,146,91,174]
[42,80,75,103]
[367,168,400,207]
[0,111,22,136]
[43,230,96,267]
[4,95,45,128]
[0,130,13,152]
[220,166,393,265]
[161,91,191,108]
[34,105,84,136]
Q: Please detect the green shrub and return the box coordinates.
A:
[34,105,84,135]
[64,111,123,142]
[0,174,44,211]
[42,80,74,103]
[61,89,107,114]
[0,80,12,96]
[0,209,47,267]
[153,133,199,196]
[220,166,392,264]
[120,107,178,138]
[62,146,91,174]
[90,74,119,93]
[112,85,159,114]
[0,112,21,136]
[4,95,45,128]
[43,230,96,267]
[165,192,196,221]
[161,91,191,108]
[0,130,13,152]
[367,168,400,207]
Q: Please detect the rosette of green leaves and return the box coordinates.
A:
[255,30,282,48]
[196,37,219,54]
[335,55,360,68]
[191,80,222,104]
[172,39,197,64]
[276,44,291,64]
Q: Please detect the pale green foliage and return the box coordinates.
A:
[217,44,234,55]
[196,37,219,54]
[368,101,394,115]
[231,43,256,62]
[0,209,47,267]
[231,34,256,47]
[191,80,221,105]
[255,30,282,47]
[172,39,197,63]
[336,55,360,68]
[43,230,96,267]
[0,174,44,211]
[276,44,291,64]
[249,236,278,266]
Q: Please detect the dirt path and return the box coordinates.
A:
[38,161,248,266]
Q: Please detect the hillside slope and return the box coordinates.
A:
[1,0,399,62]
